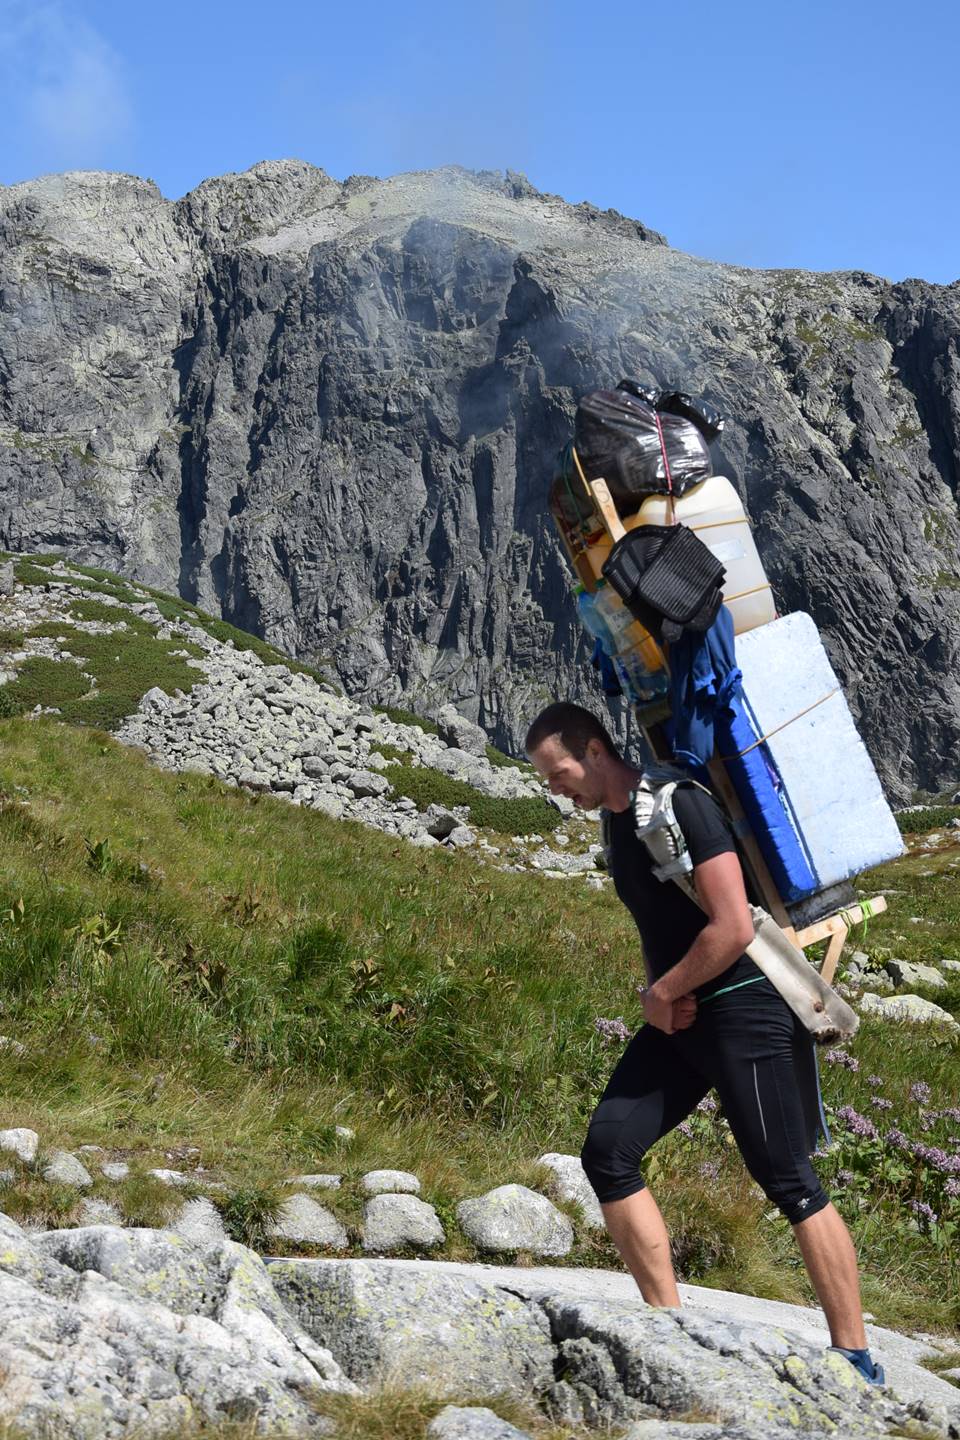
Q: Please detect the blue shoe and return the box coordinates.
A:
[830,1346,886,1386]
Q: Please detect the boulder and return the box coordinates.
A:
[0,1129,39,1164]
[427,1406,532,1440]
[885,959,948,990]
[436,705,488,757]
[267,1195,348,1249]
[456,1185,574,1257]
[42,1150,93,1189]
[536,1153,604,1229]
[0,1221,353,1434]
[859,992,960,1033]
[361,1194,445,1252]
[360,1169,421,1195]
[168,1198,229,1246]
[288,1173,342,1190]
[101,1162,130,1182]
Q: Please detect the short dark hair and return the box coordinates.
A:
[524,702,618,761]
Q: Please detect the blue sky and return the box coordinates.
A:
[1,0,957,283]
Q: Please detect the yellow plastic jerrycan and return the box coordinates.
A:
[627,475,776,634]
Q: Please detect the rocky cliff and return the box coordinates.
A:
[1,160,959,799]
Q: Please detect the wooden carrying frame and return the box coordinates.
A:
[580,461,886,983]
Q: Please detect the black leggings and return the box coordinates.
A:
[581,977,829,1225]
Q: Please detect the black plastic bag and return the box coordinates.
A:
[574,387,713,509]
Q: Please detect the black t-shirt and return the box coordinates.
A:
[603,782,762,1000]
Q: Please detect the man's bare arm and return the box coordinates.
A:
[641,852,755,1029]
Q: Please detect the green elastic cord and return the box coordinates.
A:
[699,974,766,1004]
[840,897,877,941]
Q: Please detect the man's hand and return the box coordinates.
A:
[671,994,697,1030]
[640,985,678,1033]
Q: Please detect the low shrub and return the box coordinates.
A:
[386,763,559,833]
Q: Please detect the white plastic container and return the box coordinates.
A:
[626,476,776,634]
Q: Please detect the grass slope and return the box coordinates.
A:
[0,718,958,1337]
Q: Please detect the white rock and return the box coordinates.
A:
[77,1197,123,1226]
[0,1128,39,1163]
[361,1193,445,1252]
[148,1169,192,1188]
[0,1036,27,1058]
[536,1152,604,1229]
[885,959,948,990]
[169,1197,229,1245]
[860,992,960,1033]
[101,1162,130,1181]
[361,1169,421,1195]
[287,1174,342,1190]
[456,1184,574,1257]
[267,1194,348,1248]
[42,1150,93,1188]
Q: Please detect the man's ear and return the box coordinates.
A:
[585,737,605,764]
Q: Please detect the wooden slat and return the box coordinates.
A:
[588,479,626,542]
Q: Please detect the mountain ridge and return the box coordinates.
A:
[2,160,958,799]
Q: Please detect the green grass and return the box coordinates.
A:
[374,705,440,735]
[0,720,957,1335]
[0,624,205,730]
[386,762,560,834]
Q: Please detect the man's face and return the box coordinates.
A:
[529,734,606,811]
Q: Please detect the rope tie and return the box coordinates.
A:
[720,689,839,760]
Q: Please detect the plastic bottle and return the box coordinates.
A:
[592,581,669,704]
[627,476,775,634]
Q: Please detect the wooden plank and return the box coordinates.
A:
[589,479,626,542]
[795,896,887,948]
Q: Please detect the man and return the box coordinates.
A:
[525,701,884,1386]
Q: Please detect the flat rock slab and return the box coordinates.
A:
[456,1184,573,1256]
[361,1194,444,1252]
[0,1219,354,1437]
[168,1198,228,1246]
[276,1258,959,1437]
[288,1173,342,1190]
[268,1258,555,1400]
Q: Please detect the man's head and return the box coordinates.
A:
[524,702,622,811]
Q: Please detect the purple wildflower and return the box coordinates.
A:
[836,1105,878,1140]
[594,1017,631,1046]
[677,1121,694,1139]
[913,1143,960,1175]
[938,1106,960,1124]
[825,1049,860,1071]
[867,1075,884,1088]
[945,1179,960,1198]
[884,1127,911,1151]
[698,1160,720,1179]
[697,1095,718,1114]
[870,1097,893,1110]
[909,1199,938,1225]
[920,1110,937,1131]
[836,1169,855,1186]
[910,1081,932,1105]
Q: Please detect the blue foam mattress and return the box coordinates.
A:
[717,612,904,902]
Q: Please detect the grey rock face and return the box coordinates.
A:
[436,705,489,757]
[0,1217,353,1436]
[361,1194,445,1252]
[100,1162,130,1181]
[456,1184,574,1257]
[268,1258,556,1397]
[168,1198,229,1246]
[2,163,958,797]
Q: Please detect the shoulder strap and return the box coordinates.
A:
[632,765,714,903]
